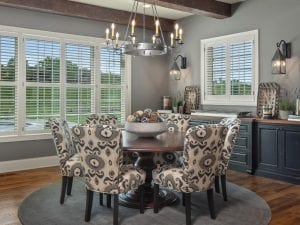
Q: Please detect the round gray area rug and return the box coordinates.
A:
[18,179,271,225]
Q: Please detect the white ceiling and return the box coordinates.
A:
[68,0,192,20]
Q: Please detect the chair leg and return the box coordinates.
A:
[60,176,68,204]
[182,193,186,206]
[214,176,220,193]
[139,184,145,214]
[153,183,159,213]
[221,174,228,201]
[185,193,191,225]
[85,189,94,222]
[113,194,119,225]
[67,177,73,196]
[207,188,216,219]
[99,193,103,206]
[107,194,112,208]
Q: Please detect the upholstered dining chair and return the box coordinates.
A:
[49,118,84,204]
[86,113,137,165]
[72,124,146,225]
[215,118,241,201]
[153,124,227,225]
[153,113,191,166]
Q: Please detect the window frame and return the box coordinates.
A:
[0,25,131,142]
[200,30,259,106]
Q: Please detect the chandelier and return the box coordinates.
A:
[105,0,184,56]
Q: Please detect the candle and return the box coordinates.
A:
[175,23,179,39]
[170,33,174,46]
[155,20,159,36]
[132,36,136,44]
[131,19,135,34]
[105,28,109,41]
[116,32,119,45]
[152,35,156,44]
[179,28,183,40]
[111,23,115,37]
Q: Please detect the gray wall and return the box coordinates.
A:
[0,6,169,162]
[171,0,300,115]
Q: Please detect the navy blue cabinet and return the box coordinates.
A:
[256,122,300,184]
[191,117,254,174]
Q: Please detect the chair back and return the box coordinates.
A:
[160,113,191,132]
[49,118,76,167]
[72,125,122,193]
[86,114,118,128]
[217,118,241,175]
[182,124,227,192]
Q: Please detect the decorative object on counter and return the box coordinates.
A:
[162,96,172,110]
[104,0,184,56]
[125,109,167,137]
[257,82,280,118]
[288,115,300,121]
[279,99,295,120]
[184,86,200,114]
[262,106,273,119]
[296,95,300,116]
[271,40,291,74]
[169,55,187,80]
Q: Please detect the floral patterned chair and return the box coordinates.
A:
[215,118,241,201]
[152,124,227,225]
[86,113,118,128]
[153,113,191,166]
[72,124,146,225]
[86,113,137,165]
[49,118,84,204]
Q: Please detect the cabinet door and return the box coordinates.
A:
[257,124,279,171]
[282,128,300,173]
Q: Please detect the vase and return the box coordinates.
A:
[279,110,291,120]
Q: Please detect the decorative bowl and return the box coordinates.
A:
[124,121,167,137]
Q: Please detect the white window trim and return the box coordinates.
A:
[200,30,259,106]
[0,24,131,142]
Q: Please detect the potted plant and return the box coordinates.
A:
[279,98,295,119]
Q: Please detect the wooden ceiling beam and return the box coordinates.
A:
[0,0,175,32]
[141,0,232,19]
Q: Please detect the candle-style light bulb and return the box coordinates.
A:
[170,33,174,46]
[131,19,136,34]
[132,36,136,44]
[175,23,179,39]
[152,35,156,44]
[116,32,119,45]
[155,20,160,36]
[111,23,115,37]
[105,28,109,41]
[179,28,183,40]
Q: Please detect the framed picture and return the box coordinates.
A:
[184,86,200,114]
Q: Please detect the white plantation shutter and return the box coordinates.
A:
[25,38,60,131]
[65,43,95,125]
[201,30,258,105]
[229,40,253,96]
[99,47,127,123]
[0,35,18,134]
[205,44,226,96]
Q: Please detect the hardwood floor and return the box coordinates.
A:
[0,167,299,225]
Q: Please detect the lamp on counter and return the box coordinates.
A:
[271,40,291,74]
[169,55,187,80]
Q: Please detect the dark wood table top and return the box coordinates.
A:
[122,131,185,152]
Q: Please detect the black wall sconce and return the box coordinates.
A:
[169,55,187,80]
[271,40,291,74]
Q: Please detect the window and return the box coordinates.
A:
[0,25,131,140]
[201,30,258,106]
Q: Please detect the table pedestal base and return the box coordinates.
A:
[119,187,177,209]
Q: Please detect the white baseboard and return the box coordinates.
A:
[0,156,58,173]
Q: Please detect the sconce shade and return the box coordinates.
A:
[271,40,291,74]
[169,61,181,80]
[272,47,286,74]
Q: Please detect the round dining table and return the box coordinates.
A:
[119,130,186,209]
